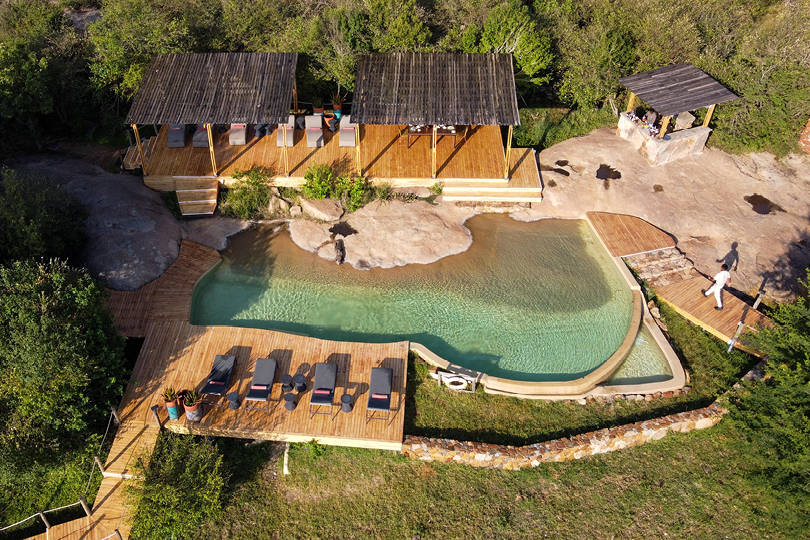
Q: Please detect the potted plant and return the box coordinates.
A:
[312,97,324,115]
[161,386,181,420]
[182,389,203,423]
[331,89,347,119]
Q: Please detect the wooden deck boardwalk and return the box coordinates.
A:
[140,124,541,190]
[587,212,676,257]
[587,212,770,351]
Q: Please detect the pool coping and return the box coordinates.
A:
[411,216,686,398]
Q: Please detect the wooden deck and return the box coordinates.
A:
[124,320,408,449]
[587,212,676,256]
[140,123,540,189]
[654,276,770,348]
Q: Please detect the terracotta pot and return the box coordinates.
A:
[184,401,203,423]
[165,399,180,420]
[313,106,324,115]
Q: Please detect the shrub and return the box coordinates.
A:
[302,163,334,200]
[374,182,393,201]
[127,433,228,540]
[0,259,125,458]
[0,167,88,264]
[428,182,442,196]
[218,166,274,220]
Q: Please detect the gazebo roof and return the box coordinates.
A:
[126,52,298,125]
[352,53,520,126]
[619,64,737,117]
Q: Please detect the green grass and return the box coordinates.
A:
[405,300,756,446]
[199,422,808,539]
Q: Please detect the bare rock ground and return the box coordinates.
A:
[513,128,810,299]
[9,155,181,290]
[289,200,475,269]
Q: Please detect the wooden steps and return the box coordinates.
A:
[122,137,157,170]
[441,182,544,203]
[176,178,219,216]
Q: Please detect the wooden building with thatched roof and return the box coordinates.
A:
[123,52,541,209]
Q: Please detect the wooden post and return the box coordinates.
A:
[625,92,636,113]
[752,289,766,310]
[703,104,716,128]
[206,123,218,176]
[79,496,92,517]
[355,124,362,176]
[39,512,50,530]
[658,116,671,139]
[114,530,124,540]
[94,455,105,474]
[293,78,299,114]
[131,124,148,176]
[150,404,164,432]
[282,121,290,178]
[111,407,120,424]
[431,125,437,179]
[504,125,513,180]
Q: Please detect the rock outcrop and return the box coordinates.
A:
[299,198,344,221]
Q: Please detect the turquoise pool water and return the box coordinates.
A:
[191,215,635,382]
[604,324,673,386]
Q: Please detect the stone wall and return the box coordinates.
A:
[801,118,810,155]
[402,403,725,470]
[617,113,711,166]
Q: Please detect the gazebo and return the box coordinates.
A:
[352,53,520,179]
[126,52,299,178]
[617,64,737,165]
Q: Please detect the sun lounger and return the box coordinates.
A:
[339,114,356,147]
[309,362,336,418]
[244,357,277,413]
[305,115,323,148]
[168,124,186,148]
[276,115,295,147]
[229,124,247,146]
[192,124,209,148]
[201,354,235,407]
[366,367,393,422]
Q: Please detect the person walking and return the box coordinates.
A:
[701,263,731,310]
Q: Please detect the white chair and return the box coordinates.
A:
[276,115,295,147]
[305,115,323,148]
[339,114,356,147]
[229,124,247,146]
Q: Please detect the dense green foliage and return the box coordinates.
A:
[0,260,125,462]
[727,272,810,494]
[1,0,808,156]
[127,433,229,540]
[302,163,371,211]
[219,166,276,220]
[0,167,88,264]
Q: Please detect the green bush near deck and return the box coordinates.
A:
[302,163,372,212]
[513,107,618,149]
[0,167,88,264]
[219,166,275,220]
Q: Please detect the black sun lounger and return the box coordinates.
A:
[366,367,393,423]
[309,362,337,419]
[201,354,235,407]
[244,357,277,413]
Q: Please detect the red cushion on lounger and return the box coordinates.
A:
[250,385,267,390]
[208,380,225,385]
[233,124,245,129]
[313,389,330,395]
[371,393,388,400]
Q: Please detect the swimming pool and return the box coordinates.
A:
[191,215,639,382]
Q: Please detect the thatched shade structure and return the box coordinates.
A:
[126,52,298,177]
[619,64,737,138]
[352,53,520,126]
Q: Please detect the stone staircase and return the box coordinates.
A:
[175,178,219,216]
[623,247,697,288]
[441,178,544,203]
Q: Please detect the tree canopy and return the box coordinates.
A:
[0,259,125,460]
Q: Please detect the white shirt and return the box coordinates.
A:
[714,270,731,288]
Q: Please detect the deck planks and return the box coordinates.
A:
[143,124,541,188]
[587,212,676,256]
